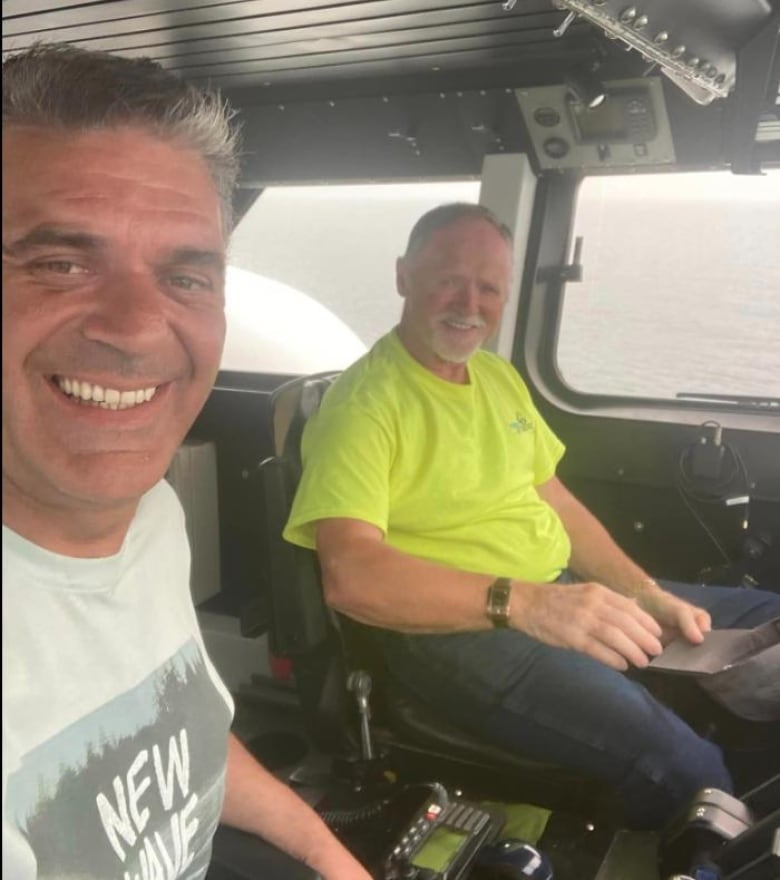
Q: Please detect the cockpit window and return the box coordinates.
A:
[556,169,780,403]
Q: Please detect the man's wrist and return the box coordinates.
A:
[633,575,663,602]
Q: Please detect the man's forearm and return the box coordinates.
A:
[317,519,501,633]
[221,734,333,856]
[568,513,656,597]
[221,734,367,877]
[538,478,657,598]
[315,515,667,669]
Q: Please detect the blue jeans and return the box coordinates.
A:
[376,580,780,830]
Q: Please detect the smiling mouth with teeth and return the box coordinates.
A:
[55,376,158,410]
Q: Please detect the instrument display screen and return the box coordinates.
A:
[411,826,468,872]
[569,89,656,145]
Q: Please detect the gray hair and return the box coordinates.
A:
[2,42,241,235]
[403,202,513,259]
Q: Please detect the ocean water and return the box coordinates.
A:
[557,189,780,400]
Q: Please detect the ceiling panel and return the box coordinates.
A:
[2,1,589,95]
[4,0,776,173]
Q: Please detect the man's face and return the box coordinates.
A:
[396,217,512,377]
[2,125,227,519]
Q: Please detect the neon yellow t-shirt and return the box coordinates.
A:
[284,330,571,582]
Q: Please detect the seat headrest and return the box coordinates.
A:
[270,372,340,460]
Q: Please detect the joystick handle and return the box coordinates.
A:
[347,670,375,760]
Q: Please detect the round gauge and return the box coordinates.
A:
[534,106,561,127]
[543,136,570,158]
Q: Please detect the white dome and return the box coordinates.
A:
[221,266,368,373]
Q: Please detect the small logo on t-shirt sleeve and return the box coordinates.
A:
[509,414,533,433]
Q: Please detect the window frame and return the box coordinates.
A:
[514,172,779,433]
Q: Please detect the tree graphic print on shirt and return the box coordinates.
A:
[6,639,231,880]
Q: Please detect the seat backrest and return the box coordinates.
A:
[257,372,357,753]
[262,371,339,655]
[272,371,341,465]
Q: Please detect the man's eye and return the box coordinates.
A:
[32,260,89,275]
[168,274,213,292]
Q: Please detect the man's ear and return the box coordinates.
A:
[395,257,408,299]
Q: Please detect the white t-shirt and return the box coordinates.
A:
[2,480,234,880]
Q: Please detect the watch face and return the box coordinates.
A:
[487,580,511,627]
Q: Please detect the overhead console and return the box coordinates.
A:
[515,76,675,170]
[541,0,780,173]
[551,0,774,106]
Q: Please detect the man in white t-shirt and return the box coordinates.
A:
[2,42,371,880]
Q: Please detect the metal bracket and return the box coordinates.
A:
[536,235,584,284]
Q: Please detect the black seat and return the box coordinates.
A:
[256,372,621,819]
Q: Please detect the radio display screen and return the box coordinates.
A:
[571,98,629,141]
[411,826,468,872]
[569,89,654,145]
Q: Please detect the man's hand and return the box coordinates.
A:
[637,582,712,646]
[511,581,665,670]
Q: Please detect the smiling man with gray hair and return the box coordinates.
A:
[285,201,780,831]
[2,42,370,880]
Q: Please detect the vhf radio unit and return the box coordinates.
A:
[378,783,502,880]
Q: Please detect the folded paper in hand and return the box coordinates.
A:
[648,617,780,721]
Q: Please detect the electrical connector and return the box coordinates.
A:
[691,432,725,480]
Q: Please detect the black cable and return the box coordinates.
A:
[675,422,752,567]
[677,445,747,503]
[676,484,732,565]
[318,798,388,831]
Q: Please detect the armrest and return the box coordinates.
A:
[206,824,323,880]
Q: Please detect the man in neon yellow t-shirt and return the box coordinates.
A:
[284,203,780,830]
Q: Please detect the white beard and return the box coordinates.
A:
[431,316,487,363]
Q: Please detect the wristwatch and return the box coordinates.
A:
[486,577,512,628]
